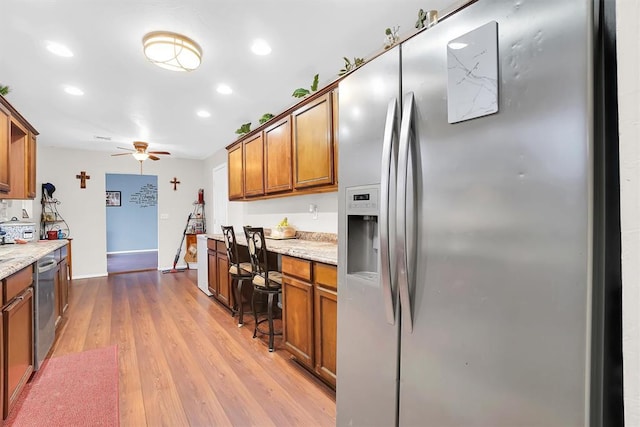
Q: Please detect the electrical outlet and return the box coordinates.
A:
[160,213,169,220]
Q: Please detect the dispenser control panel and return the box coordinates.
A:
[346,185,379,216]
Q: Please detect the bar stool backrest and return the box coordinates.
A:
[221,225,242,268]
[243,226,275,288]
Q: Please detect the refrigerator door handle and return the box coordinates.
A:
[380,97,399,325]
[397,92,415,332]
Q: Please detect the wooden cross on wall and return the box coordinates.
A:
[76,171,90,189]
[170,177,181,191]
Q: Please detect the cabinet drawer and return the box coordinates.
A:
[3,265,33,305]
[282,256,312,281]
[207,239,217,251]
[315,263,337,291]
[216,241,226,253]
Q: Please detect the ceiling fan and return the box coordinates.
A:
[111,141,171,161]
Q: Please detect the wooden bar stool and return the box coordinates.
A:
[221,226,253,327]
[243,226,282,352]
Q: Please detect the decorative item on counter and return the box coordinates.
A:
[76,171,91,188]
[0,85,10,96]
[259,113,274,124]
[235,122,252,137]
[270,217,296,239]
[292,74,319,98]
[384,26,400,49]
[338,57,365,77]
[170,177,181,191]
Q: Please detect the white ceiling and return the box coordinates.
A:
[0,0,452,160]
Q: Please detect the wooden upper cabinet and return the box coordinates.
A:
[27,133,36,199]
[6,119,27,199]
[228,144,244,200]
[0,96,38,199]
[264,117,292,194]
[0,103,10,193]
[292,92,334,189]
[243,133,264,197]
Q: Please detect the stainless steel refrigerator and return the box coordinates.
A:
[337,0,610,425]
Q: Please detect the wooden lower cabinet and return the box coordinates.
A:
[282,276,314,369]
[2,265,34,419]
[207,239,235,311]
[282,256,337,388]
[216,251,232,307]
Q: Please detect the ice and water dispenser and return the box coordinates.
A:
[346,185,379,282]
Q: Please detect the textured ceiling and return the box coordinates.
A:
[0,0,453,160]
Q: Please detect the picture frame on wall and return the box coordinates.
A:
[106,191,121,207]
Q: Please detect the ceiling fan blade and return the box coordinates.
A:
[148,151,171,155]
[148,154,161,161]
[111,152,132,156]
[116,146,135,151]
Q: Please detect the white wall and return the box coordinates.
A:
[38,146,205,278]
[617,0,640,423]
[203,148,338,235]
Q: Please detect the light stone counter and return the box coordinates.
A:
[0,240,69,280]
[207,233,337,266]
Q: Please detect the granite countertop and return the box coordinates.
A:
[204,232,338,266]
[0,240,69,280]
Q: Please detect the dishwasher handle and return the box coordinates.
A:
[38,259,58,273]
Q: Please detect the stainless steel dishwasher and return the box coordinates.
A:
[34,253,57,371]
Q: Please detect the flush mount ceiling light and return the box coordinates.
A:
[142,31,202,72]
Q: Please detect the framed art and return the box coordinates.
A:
[106,190,121,207]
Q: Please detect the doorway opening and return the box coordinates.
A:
[106,173,158,274]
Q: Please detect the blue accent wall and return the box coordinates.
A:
[106,174,158,252]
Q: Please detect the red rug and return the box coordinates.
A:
[6,345,119,427]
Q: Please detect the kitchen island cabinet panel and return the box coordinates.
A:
[314,283,337,387]
[206,239,236,312]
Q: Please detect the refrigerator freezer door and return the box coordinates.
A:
[399,0,593,426]
[337,46,401,427]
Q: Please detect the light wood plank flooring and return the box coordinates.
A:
[50,270,336,426]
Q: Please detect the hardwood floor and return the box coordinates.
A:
[50,270,336,426]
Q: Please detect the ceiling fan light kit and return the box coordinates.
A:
[142,31,202,72]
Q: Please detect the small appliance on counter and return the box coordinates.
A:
[0,220,36,243]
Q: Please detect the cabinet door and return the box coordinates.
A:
[0,103,10,193]
[54,262,61,327]
[314,285,337,387]
[292,92,334,189]
[265,117,292,194]
[282,275,314,369]
[4,287,33,418]
[216,252,232,308]
[243,133,264,197]
[6,119,27,199]
[207,249,218,296]
[27,133,36,199]
[228,144,244,200]
[58,258,69,314]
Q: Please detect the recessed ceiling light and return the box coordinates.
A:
[216,84,232,95]
[196,110,211,118]
[64,86,84,96]
[251,39,271,56]
[46,41,73,57]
